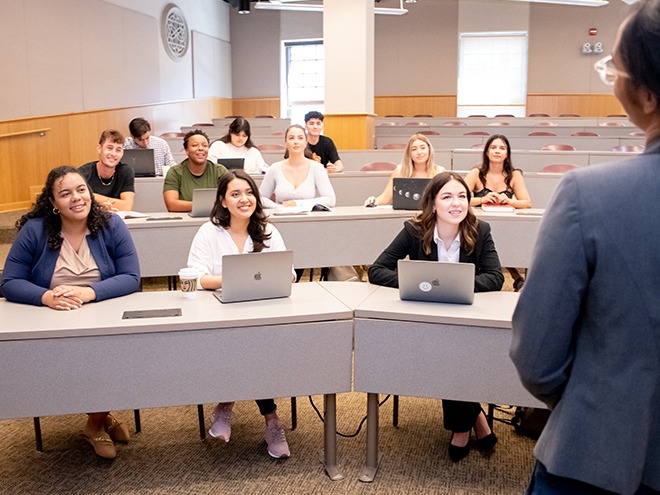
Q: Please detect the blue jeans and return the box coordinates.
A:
[526,461,659,495]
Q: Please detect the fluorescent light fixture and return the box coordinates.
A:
[505,0,609,6]
[255,1,409,15]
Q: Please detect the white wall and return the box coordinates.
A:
[0,0,232,121]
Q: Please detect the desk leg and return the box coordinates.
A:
[359,393,382,482]
[320,393,344,481]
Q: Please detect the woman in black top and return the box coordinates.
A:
[368,171,504,462]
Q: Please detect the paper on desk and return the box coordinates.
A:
[115,211,150,219]
[271,205,312,215]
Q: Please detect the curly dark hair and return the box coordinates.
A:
[16,166,111,250]
[478,134,517,191]
[412,172,478,256]
[209,169,272,252]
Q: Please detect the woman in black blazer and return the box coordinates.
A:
[368,171,504,462]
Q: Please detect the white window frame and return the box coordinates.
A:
[280,39,325,124]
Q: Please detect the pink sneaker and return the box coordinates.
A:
[265,419,290,459]
[209,402,233,442]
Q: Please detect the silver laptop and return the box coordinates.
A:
[123,149,156,177]
[397,259,475,304]
[213,251,294,303]
[189,188,217,218]
[392,178,431,210]
[217,157,245,170]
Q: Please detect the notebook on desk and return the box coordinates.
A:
[213,251,294,303]
[397,259,475,304]
[123,149,156,177]
[217,157,245,170]
[189,188,217,218]
[392,178,431,210]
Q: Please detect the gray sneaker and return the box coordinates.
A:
[209,402,233,442]
[265,419,290,459]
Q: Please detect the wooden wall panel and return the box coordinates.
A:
[324,114,376,150]
[0,98,231,212]
[232,98,281,119]
[374,95,457,118]
[526,94,626,117]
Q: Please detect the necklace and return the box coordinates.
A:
[97,168,115,186]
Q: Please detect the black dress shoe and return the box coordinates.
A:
[476,432,498,454]
[448,433,471,462]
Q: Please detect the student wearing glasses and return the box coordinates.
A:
[511,1,660,493]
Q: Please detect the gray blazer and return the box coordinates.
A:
[510,139,660,495]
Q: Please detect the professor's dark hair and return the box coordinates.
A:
[412,172,478,256]
[210,170,272,252]
[16,166,110,250]
[618,0,660,104]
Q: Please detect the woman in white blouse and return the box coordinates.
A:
[208,117,268,174]
[259,124,336,209]
[186,169,292,459]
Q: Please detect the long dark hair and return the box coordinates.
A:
[16,166,110,250]
[479,134,516,191]
[412,172,478,256]
[209,170,272,252]
[219,117,256,149]
[283,124,314,160]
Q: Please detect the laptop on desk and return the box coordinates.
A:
[217,157,245,170]
[392,178,431,210]
[213,251,294,303]
[189,188,217,218]
[397,259,475,304]
[123,149,156,177]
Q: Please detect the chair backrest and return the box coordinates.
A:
[495,114,515,118]
[464,131,490,136]
[404,121,426,126]
[467,114,487,118]
[413,114,433,118]
[630,131,645,138]
[559,114,580,117]
[160,132,186,139]
[418,130,440,136]
[541,144,576,151]
[443,121,467,126]
[256,144,286,152]
[255,115,276,118]
[607,114,627,118]
[534,121,558,127]
[193,123,214,127]
[384,114,404,118]
[377,122,398,126]
[381,143,407,150]
[360,161,398,172]
[470,143,484,149]
[612,145,645,153]
[541,164,581,173]
[599,121,624,127]
[487,121,510,126]
[224,115,241,119]
[570,131,600,137]
[528,113,550,117]
[528,131,557,137]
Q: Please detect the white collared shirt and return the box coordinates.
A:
[434,224,460,262]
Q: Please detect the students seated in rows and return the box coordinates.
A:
[124,117,176,176]
[1,166,140,459]
[368,172,503,463]
[364,133,445,206]
[79,129,135,212]
[464,134,531,290]
[304,111,344,173]
[259,124,336,209]
[163,130,229,212]
[208,117,268,174]
[186,170,291,459]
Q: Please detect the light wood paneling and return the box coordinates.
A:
[323,114,376,150]
[526,94,626,117]
[0,98,231,212]
[232,98,281,119]
[374,95,457,118]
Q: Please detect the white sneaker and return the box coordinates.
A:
[209,402,233,442]
[265,419,290,459]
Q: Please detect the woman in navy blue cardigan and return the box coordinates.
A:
[1,166,140,459]
[368,171,504,462]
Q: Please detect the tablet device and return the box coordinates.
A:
[397,259,475,304]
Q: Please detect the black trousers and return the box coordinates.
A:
[442,399,482,432]
[255,399,277,416]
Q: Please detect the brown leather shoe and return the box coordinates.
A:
[84,430,116,459]
[104,414,130,444]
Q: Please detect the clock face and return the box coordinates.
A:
[162,4,189,61]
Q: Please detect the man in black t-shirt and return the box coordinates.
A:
[79,129,135,212]
[304,111,344,173]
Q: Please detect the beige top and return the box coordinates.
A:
[50,234,102,288]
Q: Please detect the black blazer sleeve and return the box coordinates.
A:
[467,221,504,293]
[368,221,418,288]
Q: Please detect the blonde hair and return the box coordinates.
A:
[400,134,440,178]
